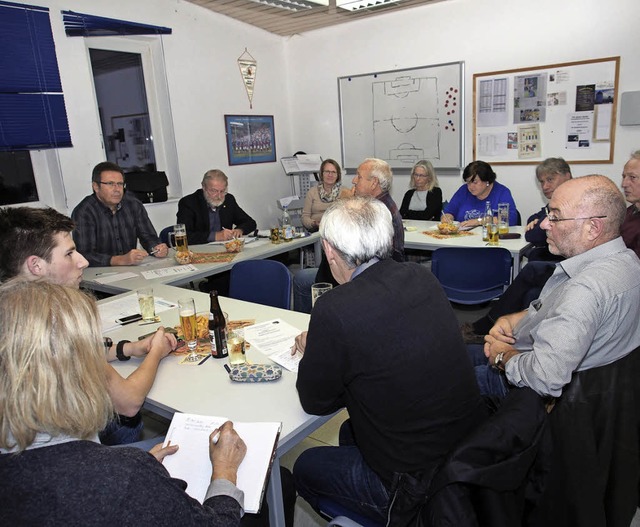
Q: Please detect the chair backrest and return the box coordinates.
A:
[431,247,512,304]
[229,259,292,310]
[159,226,173,245]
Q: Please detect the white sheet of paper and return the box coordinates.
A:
[162,414,280,513]
[94,271,138,284]
[141,264,197,279]
[243,318,302,372]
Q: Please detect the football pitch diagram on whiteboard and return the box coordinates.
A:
[339,61,464,171]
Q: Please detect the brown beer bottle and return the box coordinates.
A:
[209,290,228,358]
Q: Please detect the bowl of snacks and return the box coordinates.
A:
[437,221,460,235]
[224,238,245,253]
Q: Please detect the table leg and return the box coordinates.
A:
[267,457,286,526]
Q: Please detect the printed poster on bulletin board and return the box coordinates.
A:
[473,56,619,164]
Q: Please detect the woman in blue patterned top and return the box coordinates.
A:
[443,160,517,229]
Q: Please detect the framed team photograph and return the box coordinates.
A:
[224,114,276,166]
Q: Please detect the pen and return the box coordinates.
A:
[198,354,211,365]
[149,248,160,255]
[211,431,221,445]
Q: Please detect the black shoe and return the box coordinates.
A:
[460,322,485,344]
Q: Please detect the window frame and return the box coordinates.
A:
[84,35,181,198]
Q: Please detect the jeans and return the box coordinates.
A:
[472,260,557,335]
[293,420,390,523]
[293,267,317,314]
[99,412,144,446]
[467,344,510,398]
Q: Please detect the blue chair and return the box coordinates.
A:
[431,247,512,304]
[159,226,173,245]
[229,260,292,310]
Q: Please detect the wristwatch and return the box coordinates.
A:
[116,340,131,361]
[494,352,505,371]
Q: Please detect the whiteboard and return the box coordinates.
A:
[473,56,620,164]
[338,62,464,171]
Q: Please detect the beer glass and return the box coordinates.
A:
[498,203,510,235]
[169,224,191,264]
[488,223,500,246]
[227,328,246,366]
[137,287,156,322]
[270,226,281,244]
[311,282,333,307]
[178,297,199,362]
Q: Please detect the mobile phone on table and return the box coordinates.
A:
[115,314,143,325]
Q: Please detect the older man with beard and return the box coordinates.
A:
[177,169,257,244]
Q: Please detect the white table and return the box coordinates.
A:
[83,233,320,295]
[101,284,328,527]
[403,220,532,278]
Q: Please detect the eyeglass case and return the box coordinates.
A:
[228,363,282,383]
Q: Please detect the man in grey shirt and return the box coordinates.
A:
[478,175,640,397]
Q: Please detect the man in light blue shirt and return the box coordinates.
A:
[479,175,640,397]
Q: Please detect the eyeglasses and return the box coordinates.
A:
[98,181,126,189]
[322,170,338,175]
[205,188,227,196]
[546,213,607,223]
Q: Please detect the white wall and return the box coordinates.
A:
[31,0,294,231]
[20,0,640,230]
[285,0,640,221]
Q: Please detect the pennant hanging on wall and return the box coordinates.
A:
[238,48,257,109]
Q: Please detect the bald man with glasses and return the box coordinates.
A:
[72,161,168,266]
[474,175,640,398]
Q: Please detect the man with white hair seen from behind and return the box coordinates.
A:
[292,197,484,523]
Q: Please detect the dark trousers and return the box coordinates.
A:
[472,261,557,335]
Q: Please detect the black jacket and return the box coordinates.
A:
[529,348,640,527]
[399,188,443,221]
[176,189,257,245]
[387,388,551,527]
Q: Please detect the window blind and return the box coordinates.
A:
[61,11,172,37]
[0,1,71,151]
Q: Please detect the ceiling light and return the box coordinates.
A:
[247,0,317,11]
[337,0,405,11]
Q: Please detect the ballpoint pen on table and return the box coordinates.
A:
[198,354,210,365]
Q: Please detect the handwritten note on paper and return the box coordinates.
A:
[141,264,198,279]
[162,413,281,513]
[243,319,303,372]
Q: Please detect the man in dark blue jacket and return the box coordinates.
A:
[177,169,256,244]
